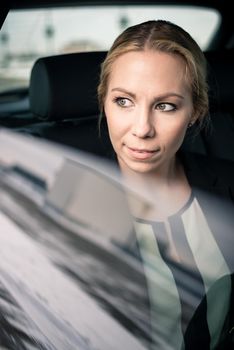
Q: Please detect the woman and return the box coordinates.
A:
[98,20,234,349]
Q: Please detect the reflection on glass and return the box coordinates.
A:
[0,130,233,349]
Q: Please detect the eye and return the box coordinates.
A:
[114,97,133,108]
[156,103,176,112]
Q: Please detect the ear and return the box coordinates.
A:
[190,109,201,125]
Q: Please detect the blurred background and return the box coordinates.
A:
[0,5,220,92]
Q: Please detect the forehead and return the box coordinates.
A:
[108,50,190,95]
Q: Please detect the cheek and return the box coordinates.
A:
[108,120,128,150]
[104,103,123,149]
[160,119,188,150]
[170,124,188,150]
[104,103,117,135]
[104,102,129,140]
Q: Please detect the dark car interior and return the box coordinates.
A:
[27,48,234,164]
[1,0,234,163]
[27,51,114,159]
[0,2,234,349]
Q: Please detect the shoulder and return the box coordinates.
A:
[179,151,234,201]
[185,273,234,349]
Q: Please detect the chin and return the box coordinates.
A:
[121,158,159,174]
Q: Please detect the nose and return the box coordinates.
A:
[131,107,155,139]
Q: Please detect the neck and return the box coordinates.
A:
[120,156,179,194]
[119,156,191,221]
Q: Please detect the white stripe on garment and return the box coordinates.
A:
[181,198,231,350]
[134,221,184,350]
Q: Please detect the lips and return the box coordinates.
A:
[126,145,160,160]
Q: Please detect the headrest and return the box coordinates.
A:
[205,49,234,112]
[30,49,234,121]
[29,51,107,121]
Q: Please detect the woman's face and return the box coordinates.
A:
[104,49,194,175]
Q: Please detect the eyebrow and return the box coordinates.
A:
[111,87,184,101]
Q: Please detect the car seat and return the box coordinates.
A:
[203,49,234,162]
[26,49,234,162]
[27,51,113,160]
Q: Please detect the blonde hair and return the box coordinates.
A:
[98,20,208,124]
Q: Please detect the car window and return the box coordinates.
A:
[0,128,233,349]
[0,129,152,349]
[0,5,220,93]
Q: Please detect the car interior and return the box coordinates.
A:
[27,51,112,159]
[20,47,234,167]
[0,2,234,349]
[1,1,234,163]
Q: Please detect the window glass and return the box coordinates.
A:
[0,6,220,93]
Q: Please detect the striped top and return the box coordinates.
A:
[134,191,231,350]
